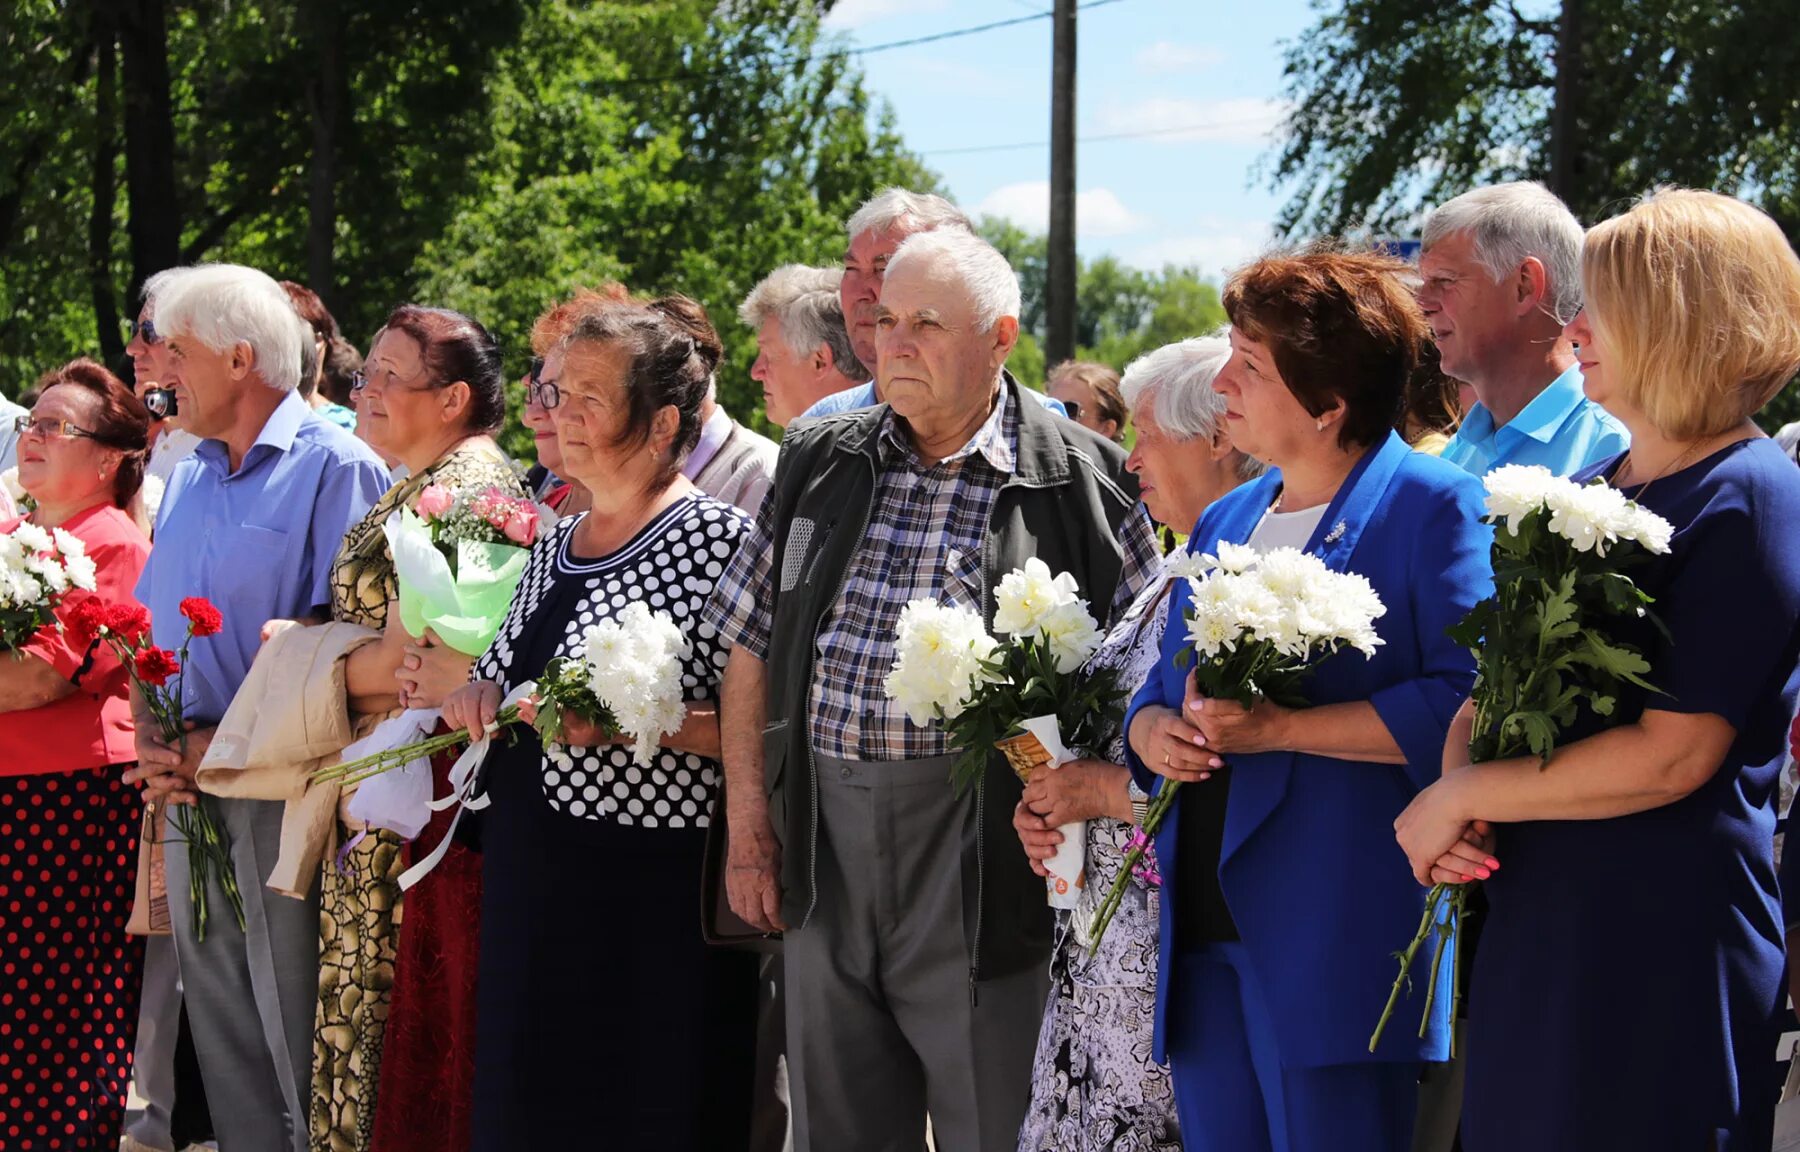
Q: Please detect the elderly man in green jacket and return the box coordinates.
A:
[706,228,1159,1152]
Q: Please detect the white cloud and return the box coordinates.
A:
[1121,218,1277,275]
[1097,97,1290,144]
[1134,41,1225,74]
[975,182,1150,238]
[823,0,950,30]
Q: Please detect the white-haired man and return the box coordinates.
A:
[741,263,867,426]
[1420,181,1628,476]
[707,230,1158,1151]
[801,187,1067,420]
[122,263,388,1152]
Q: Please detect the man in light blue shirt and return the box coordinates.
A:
[127,264,388,1152]
[1409,182,1627,1152]
[1420,182,1627,481]
[799,187,1066,422]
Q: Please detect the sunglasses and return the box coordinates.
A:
[1061,399,1083,421]
[124,317,161,346]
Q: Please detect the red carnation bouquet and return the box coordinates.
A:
[72,595,244,940]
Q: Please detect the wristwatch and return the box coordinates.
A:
[1127,777,1151,827]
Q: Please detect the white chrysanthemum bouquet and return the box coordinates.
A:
[1370,465,1674,1052]
[0,519,98,652]
[884,559,1120,908]
[1088,542,1387,951]
[317,601,691,788]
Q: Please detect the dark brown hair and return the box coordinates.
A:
[32,358,152,508]
[563,305,715,489]
[377,305,506,434]
[1401,340,1464,445]
[1223,247,1430,450]
[1048,359,1128,440]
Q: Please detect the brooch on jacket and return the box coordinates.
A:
[1324,521,1347,544]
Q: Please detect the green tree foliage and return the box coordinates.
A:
[1270,0,1800,429]
[416,0,934,453]
[980,218,1227,388]
[0,0,934,456]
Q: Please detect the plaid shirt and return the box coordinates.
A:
[708,388,1160,761]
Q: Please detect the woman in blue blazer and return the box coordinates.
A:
[1125,250,1493,1152]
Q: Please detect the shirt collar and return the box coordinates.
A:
[878,382,1016,474]
[682,405,735,480]
[1493,364,1588,445]
[194,389,311,475]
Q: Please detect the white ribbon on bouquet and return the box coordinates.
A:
[397,680,537,892]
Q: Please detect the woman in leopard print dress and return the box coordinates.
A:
[309,306,524,1152]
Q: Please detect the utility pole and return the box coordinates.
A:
[1046,0,1077,366]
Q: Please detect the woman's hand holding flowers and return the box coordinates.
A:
[1128,699,1223,784]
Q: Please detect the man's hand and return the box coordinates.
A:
[725,797,786,933]
[124,722,215,806]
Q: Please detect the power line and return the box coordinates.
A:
[605,0,1125,87]
[923,114,1284,156]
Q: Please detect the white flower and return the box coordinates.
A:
[1200,540,1259,575]
[1182,547,1386,663]
[1036,599,1106,673]
[577,603,692,767]
[11,521,53,554]
[1483,464,1565,536]
[1612,501,1674,555]
[0,468,24,504]
[883,599,998,726]
[992,558,1080,636]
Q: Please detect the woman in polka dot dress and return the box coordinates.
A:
[443,301,757,1150]
[0,361,154,1151]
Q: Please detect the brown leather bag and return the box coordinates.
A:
[700,783,782,954]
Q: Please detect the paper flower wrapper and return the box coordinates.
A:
[995,713,1085,910]
[385,508,529,656]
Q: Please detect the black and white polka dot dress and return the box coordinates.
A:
[473,490,746,827]
[468,490,759,1148]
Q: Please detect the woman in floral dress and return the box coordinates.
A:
[1015,338,1260,1151]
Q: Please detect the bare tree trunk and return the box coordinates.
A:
[1548,0,1583,204]
[306,0,345,306]
[112,0,181,305]
[90,11,125,368]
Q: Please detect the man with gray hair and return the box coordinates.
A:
[801,186,1066,419]
[740,263,867,426]
[122,263,388,1152]
[707,228,1159,1150]
[1419,181,1627,476]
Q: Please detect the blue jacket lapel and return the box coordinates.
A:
[1215,432,1412,865]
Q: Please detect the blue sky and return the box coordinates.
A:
[826,0,1318,276]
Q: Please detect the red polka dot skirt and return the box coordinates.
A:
[0,764,145,1152]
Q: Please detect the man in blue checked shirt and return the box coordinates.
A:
[1420,182,1628,480]
[1410,182,1628,1152]
[125,263,388,1152]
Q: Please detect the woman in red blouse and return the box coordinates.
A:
[0,359,154,1152]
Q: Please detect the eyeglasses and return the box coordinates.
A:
[528,376,563,410]
[1061,399,1083,421]
[350,365,432,393]
[124,318,161,346]
[13,415,99,441]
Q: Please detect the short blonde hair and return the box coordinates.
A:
[1582,189,1800,438]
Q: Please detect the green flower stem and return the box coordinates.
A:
[1370,883,1447,1052]
[1086,778,1181,956]
[313,704,526,787]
